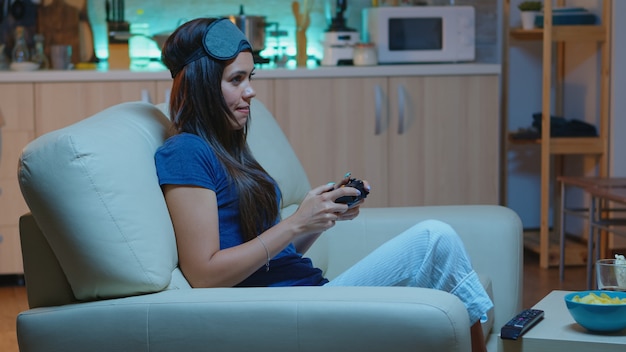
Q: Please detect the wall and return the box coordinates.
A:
[505,0,543,228]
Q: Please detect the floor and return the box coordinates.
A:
[0,249,590,352]
[0,280,28,352]
[521,249,588,308]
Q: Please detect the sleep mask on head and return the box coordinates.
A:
[169,18,252,78]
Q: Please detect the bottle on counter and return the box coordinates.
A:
[12,26,30,63]
[353,42,378,66]
[31,34,50,69]
[0,44,9,70]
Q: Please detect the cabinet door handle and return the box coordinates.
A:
[375,84,383,135]
[164,89,171,106]
[141,89,152,103]
[398,85,406,135]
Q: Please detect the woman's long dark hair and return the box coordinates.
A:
[162,18,279,242]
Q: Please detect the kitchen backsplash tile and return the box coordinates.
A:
[89,0,498,64]
[90,0,375,63]
[3,0,498,67]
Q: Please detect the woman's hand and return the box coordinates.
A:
[336,201,361,221]
[333,176,371,215]
[289,175,371,227]
[288,178,369,254]
[285,183,356,235]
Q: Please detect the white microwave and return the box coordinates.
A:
[362,6,475,64]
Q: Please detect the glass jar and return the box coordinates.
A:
[12,26,30,63]
[353,43,377,66]
[129,22,152,68]
[31,34,49,69]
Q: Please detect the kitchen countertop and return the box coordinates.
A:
[0,63,500,83]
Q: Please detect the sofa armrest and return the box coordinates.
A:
[19,214,76,308]
[17,286,471,352]
[305,205,523,337]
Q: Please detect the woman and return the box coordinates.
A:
[155,18,491,352]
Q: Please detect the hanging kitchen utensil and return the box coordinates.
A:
[10,0,25,20]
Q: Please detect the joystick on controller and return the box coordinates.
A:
[335,178,369,207]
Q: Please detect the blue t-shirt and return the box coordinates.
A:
[155,133,328,287]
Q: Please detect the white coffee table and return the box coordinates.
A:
[497,290,626,352]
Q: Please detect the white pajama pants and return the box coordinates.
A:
[324,219,493,324]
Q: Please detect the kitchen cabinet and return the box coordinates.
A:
[0,68,499,274]
[0,76,277,274]
[33,78,270,135]
[273,77,389,207]
[155,78,274,113]
[34,81,159,136]
[1,79,170,274]
[31,77,278,135]
[156,80,173,105]
[250,78,275,113]
[272,75,499,207]
[0,83,35,274]
[387,75,499,206]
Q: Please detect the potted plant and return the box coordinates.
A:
[518,1,542,30]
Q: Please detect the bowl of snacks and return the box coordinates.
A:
[564,290,626,332]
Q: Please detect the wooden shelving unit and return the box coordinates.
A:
[502,0,612,268]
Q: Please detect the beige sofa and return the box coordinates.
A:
[16,100,523,352]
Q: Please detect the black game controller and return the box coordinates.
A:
[335,178,369,207]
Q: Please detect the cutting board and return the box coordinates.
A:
[37,0,85,64]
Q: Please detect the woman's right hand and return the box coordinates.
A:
[286,183,362,236]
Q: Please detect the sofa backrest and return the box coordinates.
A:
[18,99,313,305]
[19,102,182,302]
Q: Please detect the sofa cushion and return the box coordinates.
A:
[18,102,179,301]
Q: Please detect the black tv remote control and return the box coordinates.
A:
[500,309,545,340]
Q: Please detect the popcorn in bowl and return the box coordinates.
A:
[571,291,626,304]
